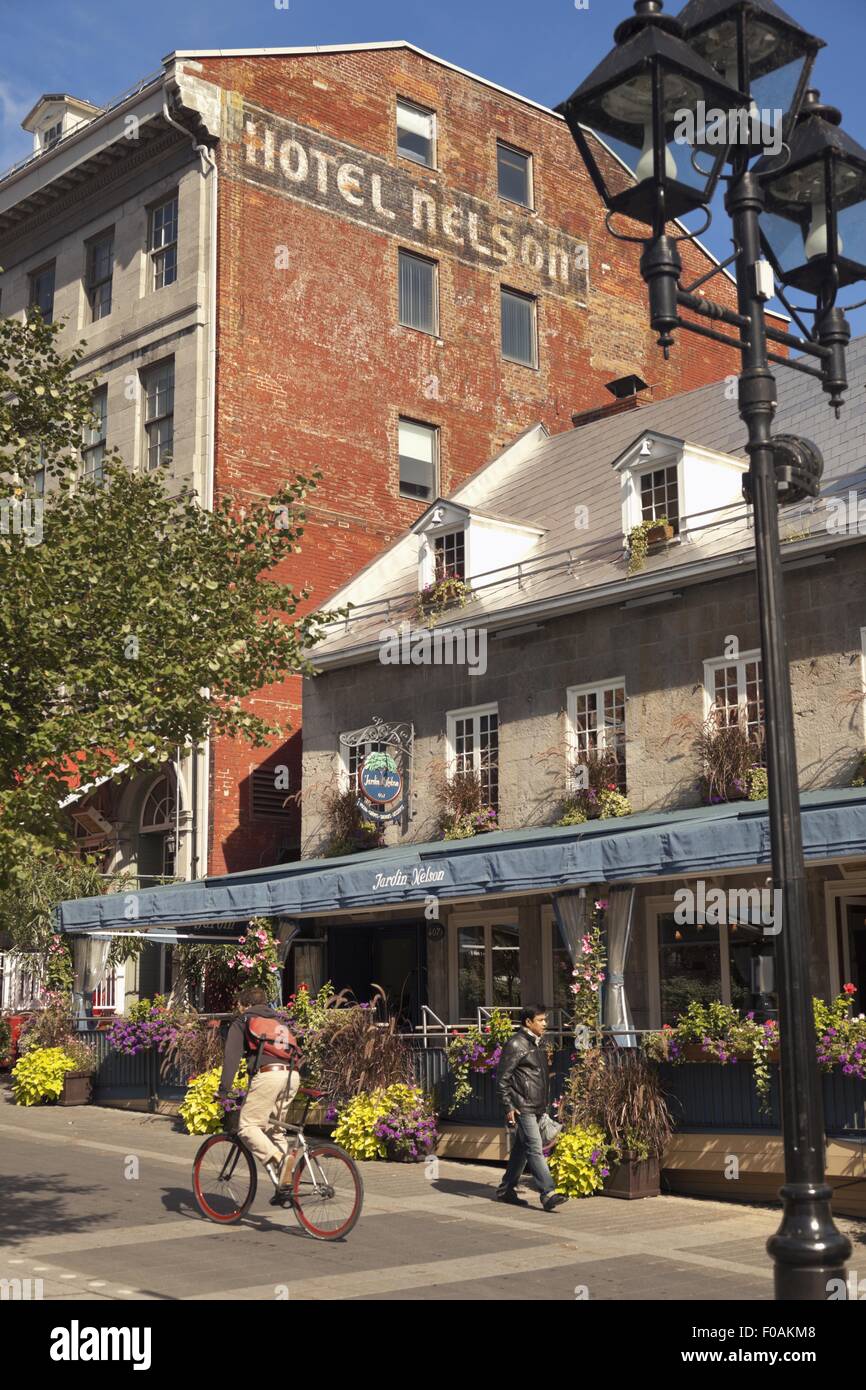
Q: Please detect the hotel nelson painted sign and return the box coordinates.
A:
[240,104,589,303]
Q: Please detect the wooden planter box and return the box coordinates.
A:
[603,1154,660,1199]
[646,522,674,548]
[60,1071,93,1106]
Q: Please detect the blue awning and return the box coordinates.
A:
[56,787,866,936]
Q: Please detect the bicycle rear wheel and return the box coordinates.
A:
[291,1142,364,1241]
[193,1134,257,1223]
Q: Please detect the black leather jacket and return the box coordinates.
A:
[496,1028,549,1116]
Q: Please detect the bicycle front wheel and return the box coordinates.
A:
[292,1142,364,1241]
[193,1134,257,1224]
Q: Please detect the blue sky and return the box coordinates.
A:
[3,0,866,333]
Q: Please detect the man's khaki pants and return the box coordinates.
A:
[239,1067,301,1166]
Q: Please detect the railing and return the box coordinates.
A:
[0,69,165,184]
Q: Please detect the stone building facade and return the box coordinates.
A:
[0,41,784,923]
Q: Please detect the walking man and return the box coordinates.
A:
[495,1004,567,1211]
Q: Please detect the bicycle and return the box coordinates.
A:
[192,1085,364,1240]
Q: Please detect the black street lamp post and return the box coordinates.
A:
[559,0,866,1300]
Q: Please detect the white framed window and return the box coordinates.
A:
[399,249,438,334]
[82,387,108,484]
[703,651,764,745]
[340,739,387,792]
[497,141,533,208]
[86,229,114,321]
[448,909,520,1022]
[42,120,63,150]
[397,99,436,167]
[142,359,175,470]
[399,418,438,501]
[567,679,627,791]
[501,287,537,367]
[433,529,466,582]
[447,704,499,811]
[149,194,178,290]
[639,462,680,533]
[92,962,126,1014]
[0,952,44,1011]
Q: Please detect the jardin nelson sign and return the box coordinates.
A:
[371,864,446,893]
[240,104,590,303]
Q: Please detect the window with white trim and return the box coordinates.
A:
[704,651,765,747]
[397,99,435,167]
[639,463,680,533]
[149,194,178,290]
[342,740,387,792]
[82,388,107,484]
[142,360,174,470]
[567,680,627,791]
[42,120,63,151]
[447,705,499,811]
[433,529,466,582]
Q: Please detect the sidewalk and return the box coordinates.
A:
[2,1087,864,1301]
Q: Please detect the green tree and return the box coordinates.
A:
[0,314,331,886]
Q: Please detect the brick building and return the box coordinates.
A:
[0,40,785,966]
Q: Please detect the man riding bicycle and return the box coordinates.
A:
[218,985,301,1203]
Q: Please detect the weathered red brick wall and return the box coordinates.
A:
[192,46,772,873]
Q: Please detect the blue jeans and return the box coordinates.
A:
[499,1111,555,1197]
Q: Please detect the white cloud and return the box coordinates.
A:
[0,79,37,173]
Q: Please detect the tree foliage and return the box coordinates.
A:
[0,313,332,885]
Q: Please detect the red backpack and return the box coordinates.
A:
[244,1013,302,1068]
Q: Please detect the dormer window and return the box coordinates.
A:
[613,431,749,552]
[434,529,466,582]
[42,121,63,150]
[640,463,680,534]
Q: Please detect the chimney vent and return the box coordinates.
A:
[571,374,652,429]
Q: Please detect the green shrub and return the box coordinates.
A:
[746,766,769,801]
[11,1046,78,1106]
[178,1062,248,1135]
[0,1015,12,1067]
[547,1125,615,1198]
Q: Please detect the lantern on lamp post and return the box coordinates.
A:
[677,0,824,150]
[558,0,748,236]
[558,0,861,1302]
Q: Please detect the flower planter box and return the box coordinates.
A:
[603,1154,660,1199]
[646,522,674,548]
[60,1071,93,1106]
[677,1043,780,1064]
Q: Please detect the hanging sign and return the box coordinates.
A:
[358,750,405,823]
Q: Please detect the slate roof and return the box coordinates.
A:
[312,335,866,663]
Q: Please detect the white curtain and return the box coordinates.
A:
[73,936,110,1018]
[602,886,637,1048]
